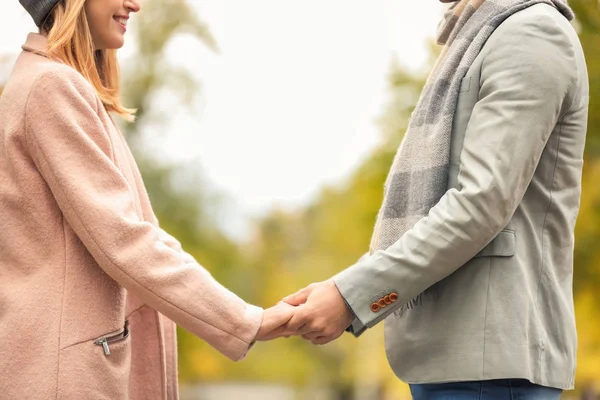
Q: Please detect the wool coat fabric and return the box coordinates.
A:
[0,33,263,400]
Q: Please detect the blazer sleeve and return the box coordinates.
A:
[24,67,262,361]
[333,10,579,335]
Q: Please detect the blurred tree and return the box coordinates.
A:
[546,2,600,390]
[230,60,429,398]
[570,0,600,291]
[153,46,430,394]
[116,0,253,382]
[569,0,600,157]
[557,2,600,390]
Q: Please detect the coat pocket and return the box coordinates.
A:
[93,320,130,356]
[473,229,516,258]
[57,320,132,399]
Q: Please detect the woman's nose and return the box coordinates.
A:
[124,0,141,13]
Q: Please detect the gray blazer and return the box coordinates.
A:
[334,4,589,390]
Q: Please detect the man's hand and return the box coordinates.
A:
[255,302,296,341]
[281,280,354,345]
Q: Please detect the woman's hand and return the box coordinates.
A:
[255,302,296,341]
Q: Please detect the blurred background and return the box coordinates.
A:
[1,1,599,399]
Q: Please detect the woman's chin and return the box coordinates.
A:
[97,36,125,50]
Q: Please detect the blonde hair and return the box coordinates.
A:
[42,0,135,121]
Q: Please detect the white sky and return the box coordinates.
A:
[0,1,444,234]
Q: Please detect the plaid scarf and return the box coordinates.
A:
[369,0,574,255]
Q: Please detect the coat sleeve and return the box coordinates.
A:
[24,66,262,361]
[333,10,579,335]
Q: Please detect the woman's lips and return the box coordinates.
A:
[114,16,128,32]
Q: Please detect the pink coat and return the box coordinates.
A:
[0,33,263,399]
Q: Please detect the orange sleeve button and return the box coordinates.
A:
[378,298,387,308]
[370,302,381,312]
[383,295,392,305]
[389,292,399,302]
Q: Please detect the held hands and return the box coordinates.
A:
[255,280,354,345]
[255,302,296,341]
[281,279,354,345]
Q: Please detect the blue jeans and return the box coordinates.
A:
[409,379,563,400]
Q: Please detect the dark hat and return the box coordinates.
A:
[19,0,61,27]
